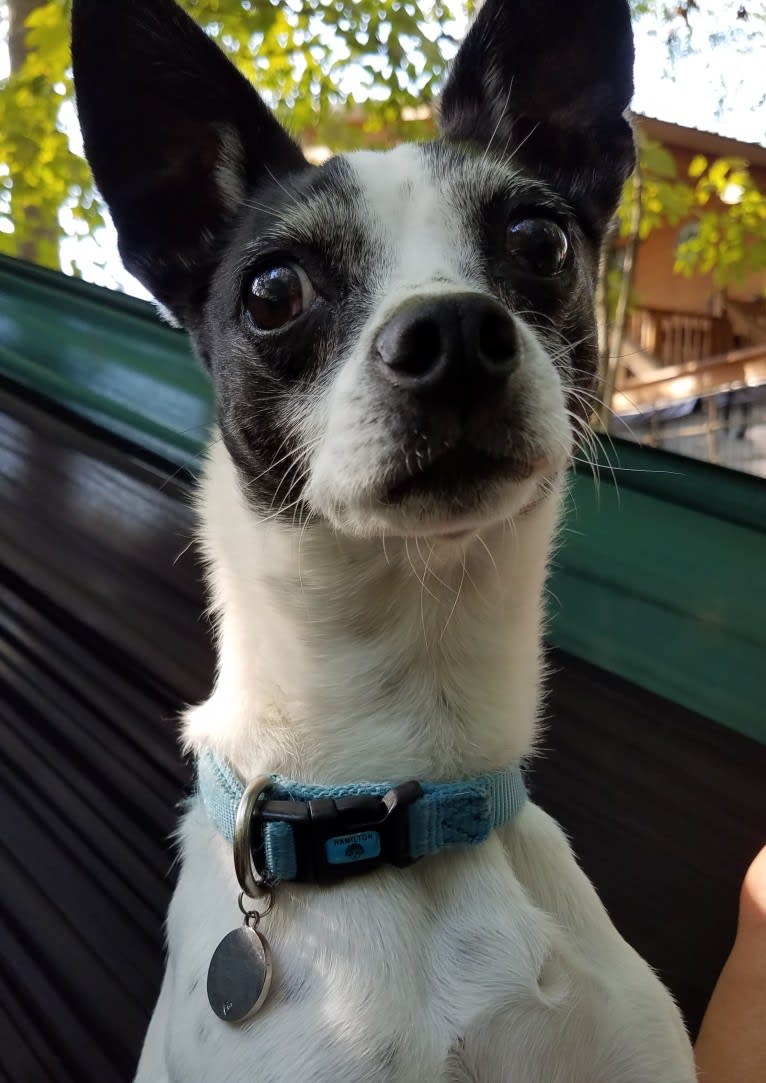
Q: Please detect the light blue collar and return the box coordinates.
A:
[197,750,528,884]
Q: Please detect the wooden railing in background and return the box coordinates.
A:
[614,343,766,410]
[628,307,735,367]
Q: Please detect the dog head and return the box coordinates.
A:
[73,0,634,542]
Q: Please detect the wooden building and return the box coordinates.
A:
[614,116,766,475]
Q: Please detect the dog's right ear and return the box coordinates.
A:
[72,0,308,328]
[440,0,635,236]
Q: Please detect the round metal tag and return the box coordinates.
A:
[206,926,273,1022]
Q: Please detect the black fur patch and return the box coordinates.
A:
[200,156,385,510]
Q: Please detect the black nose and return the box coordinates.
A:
[373,293,519,394]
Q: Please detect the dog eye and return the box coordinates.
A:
[245,264,316,330]
[506,219,569,276]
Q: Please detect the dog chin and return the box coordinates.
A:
[316,470,560,542]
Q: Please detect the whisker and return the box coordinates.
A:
[481,78,514,166]
[440,552,467,642]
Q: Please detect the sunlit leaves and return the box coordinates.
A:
[689,154,708,179]
[0,0,764,287]
[0,0,469,268]
[616,130,766,294]
[675,157,766,287]
[618,134,694,241]
[0,1,78,265]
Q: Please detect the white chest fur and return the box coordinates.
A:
[133,443,695,1083]
[138,800,695,1083]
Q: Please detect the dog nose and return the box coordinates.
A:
[373,294,519,393]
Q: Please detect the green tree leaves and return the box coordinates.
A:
[0,0,469,269]
[675,157,766,287]
[616,136,766,293]
[0,0,764,293]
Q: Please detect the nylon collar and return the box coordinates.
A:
[197,750,527,885]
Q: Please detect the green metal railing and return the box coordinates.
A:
[0,256,212,465]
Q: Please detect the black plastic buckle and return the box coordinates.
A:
[250,780,423,885]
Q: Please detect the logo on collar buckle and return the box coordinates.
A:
[250,780,424,884]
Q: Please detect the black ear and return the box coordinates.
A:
[72,0,308,327]
[440,0,636,234]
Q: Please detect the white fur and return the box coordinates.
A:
[134,144,696,1081]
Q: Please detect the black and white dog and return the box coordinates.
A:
[73,1,697,1079]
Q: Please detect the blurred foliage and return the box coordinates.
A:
[623,137,694,240]
[634,1,765,71]
[616,135,766,294]
[0,0,765,290]
[0,0,100,266]
[676,155,766,288]
[0,0,471,268]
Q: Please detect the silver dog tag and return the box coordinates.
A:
[207,925,273,1022]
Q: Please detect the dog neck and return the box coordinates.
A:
[184,440,561,785]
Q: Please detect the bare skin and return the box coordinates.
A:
[694,846,766,1082]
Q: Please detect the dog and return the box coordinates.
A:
[72,0,698,1079]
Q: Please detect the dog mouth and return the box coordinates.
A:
[385,445,542,505]
[304,438,558,540]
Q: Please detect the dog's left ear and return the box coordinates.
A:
[440,0,636,234]
[72,0,308,328]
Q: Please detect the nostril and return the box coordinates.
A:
[376,316,445,380]
[477,310,519,374]
[399,318,443,376]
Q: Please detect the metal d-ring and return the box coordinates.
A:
[233,774,273,899]
[237,889,274,927]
